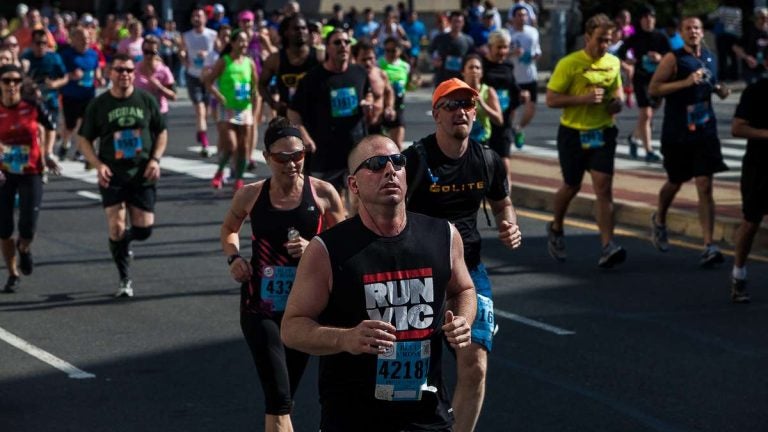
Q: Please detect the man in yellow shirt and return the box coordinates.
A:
[545,14,626,268]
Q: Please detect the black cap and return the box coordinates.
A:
[333,3,342,12]
[638,5,656,17]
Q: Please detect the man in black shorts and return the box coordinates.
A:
[545,14,627,268]
[648,16,731,267]
[78,54,167,298]
[288,28,373,192]
[729,51,768,303]
[404,78,522,432]
[281,134,476,432]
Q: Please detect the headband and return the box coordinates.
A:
[264,126,303,149]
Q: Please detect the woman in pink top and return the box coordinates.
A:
[117,20,145,63]
[134,35,176,116]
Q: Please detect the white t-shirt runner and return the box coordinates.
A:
[182,27,217,78]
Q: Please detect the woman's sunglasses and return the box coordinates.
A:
[269,150,305,163]
[353,154,407,174]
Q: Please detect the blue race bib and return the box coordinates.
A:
[641,55,657,74]
[375,340,431,401]
[496,88,510,111]
[686,102,710,131]
[260,265,296,312]
[235,82,251,101]
[471,294,495,351]
[113,129,143,159]
[2,146,31,174]
[445,55,462,72]
[78,70,94,87]
[330,86,359,118]
[579,129,605,149]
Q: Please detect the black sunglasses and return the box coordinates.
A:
[353,154,407,174]
[269,150,305,163]
[1,77,22,85]
[332,39,351,46]
[113,67,135,74]
[436,99,476,112]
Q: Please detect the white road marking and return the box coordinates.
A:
[0,326,95,379]
[76,191,102,201]
[495,309,575,336]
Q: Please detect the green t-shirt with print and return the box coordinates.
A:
[80,88,166,185]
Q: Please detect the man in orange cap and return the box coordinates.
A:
[404,77,522,432]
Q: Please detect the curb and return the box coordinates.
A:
[511,182,768,256]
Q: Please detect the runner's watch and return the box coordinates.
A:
[227,254,242,265]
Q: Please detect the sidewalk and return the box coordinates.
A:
[509,153,768,256]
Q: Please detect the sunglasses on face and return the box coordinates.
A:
[385,48,398,53]
[0,77,22,85]
[113,67,135,74]
[34,40,48,46]
[353,154,407,174]
[332,39,351,46]
[269,150,305,163]
[435,99,476,112]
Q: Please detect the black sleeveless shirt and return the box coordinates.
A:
[243,177,322,316]
[661,47,718,142]
[316,212,453,431]
[276,47,320,105]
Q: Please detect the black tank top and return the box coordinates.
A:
[276,47,320,104]
[661,47,718,141]
[243,177,322,316]
[316,212,453,431]
[481,56,518,121]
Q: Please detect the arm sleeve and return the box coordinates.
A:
[546,56,572,93]
[78,99,99,141]
[147,94,166,133]
[485,149,509,200]
[35,101,55,131]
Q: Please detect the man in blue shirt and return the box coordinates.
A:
[354,8,379,40]
[58,26,102,160]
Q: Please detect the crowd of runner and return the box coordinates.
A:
[1,2,767,431]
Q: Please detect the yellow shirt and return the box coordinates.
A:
[547,50,621,131]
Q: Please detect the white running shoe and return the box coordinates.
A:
[115,278,134,298]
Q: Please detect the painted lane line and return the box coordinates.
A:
[76,191,102,201]
[494,309,575,335]
[0,326,95,379]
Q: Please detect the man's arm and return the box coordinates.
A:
[489,196,522,249]
[732,117,768,139]
[257,52,281,111]
[442,224,476,349]
[281,239,396,355]
[648,52,693,97]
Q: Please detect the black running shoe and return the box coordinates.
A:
[17,241,33,275]
[3,275,20,293]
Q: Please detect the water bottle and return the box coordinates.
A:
[287,227,300,241]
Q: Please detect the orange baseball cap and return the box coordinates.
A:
[432,78,479,108]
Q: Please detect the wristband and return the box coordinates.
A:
[150,156,161,163]
[227,254,242,265]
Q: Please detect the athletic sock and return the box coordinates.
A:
[217,151,231,171]
[732,266,747,280]
[198,131,209,148]
[108,237,130,280]
[236,156,247,179]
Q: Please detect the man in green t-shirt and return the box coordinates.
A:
[78,53,168,298]
[545,14,626,269]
